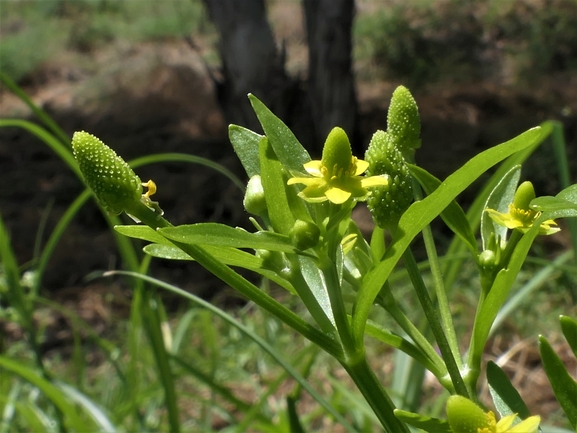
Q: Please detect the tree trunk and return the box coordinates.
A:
[303,0,359,151]
[201,0,295,135]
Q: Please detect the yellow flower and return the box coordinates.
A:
[478,411,540,433]
[486,181,559,235]
[287,127,388,204]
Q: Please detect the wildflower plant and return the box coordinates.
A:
[63,87,577,431]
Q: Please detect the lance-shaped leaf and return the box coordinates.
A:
[539,334,577,429]
[487,361,531,420]
[158,223,295,252]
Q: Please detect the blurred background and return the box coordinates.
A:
[1,1,576,427]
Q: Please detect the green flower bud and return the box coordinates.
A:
[72,131,142,215]
[289,219,320,251]
[387,85,421,152]
[243,175,267,216]
[365,130,413,230]
[446,395,491,433]
[478,249,497,268]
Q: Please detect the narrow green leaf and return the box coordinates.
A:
[140,291,180,433]
[531,196,577,214]
[558,184,577,204]
[409,164,478,254]
[0,357,86,431]
[259,136,295,234]
[560,315,577,358]
[56,382,118,433]
[228,124,263,178]
[353,126,543,343]
[158,223,295,252]
[539,335,577,429]
[481,165,521,250]
[115,225,170,244]
[249,94,311,171]
[108,271,357,433]
[0,70,70,145]
[393,409,452,433]
[129,152,246,192]
[171,355,272,426]
[0,119,79,177]
[363,320,440,377]
[487,361,531,419]
[143,243,263,269]
[297,255,336,327]
[286,396,306,433]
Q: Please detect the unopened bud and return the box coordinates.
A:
[289,220,320,251]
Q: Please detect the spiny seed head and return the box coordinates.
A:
[365,130,413,230]
[72,131,142,215]
[321,127,353,175]
[387,85,421,152]
[513,181,536,211]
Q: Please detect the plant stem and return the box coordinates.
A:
[420,224,462,366]
[343,356,410,433]
[410,175,462,368]
[402,248,469,398]
[376,287,448,380]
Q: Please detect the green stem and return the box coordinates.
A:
[402,249,469,398]
[319,256,357,360]
[410,174,462,368]
[376,287,448,381]
[420,224,462,367]
[343,356,410,433]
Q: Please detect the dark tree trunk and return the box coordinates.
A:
[201,0,295,135]
[303,0,359,150]
[201,0,358,155]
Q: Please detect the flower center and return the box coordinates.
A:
[509,203,539,226]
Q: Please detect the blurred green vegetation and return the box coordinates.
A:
[0,0,212,82]
[354,0,577,86]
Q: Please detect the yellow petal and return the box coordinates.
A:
[495,414,516,431]
[288,177,325,187]
[504,415,540,433]
[303,160,324,177]
[325,186,352,204]
[354,159,369,175]
[486,209,523,229]
[361,175,389,188]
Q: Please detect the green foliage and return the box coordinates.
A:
[2,76,576,432]
[0,0,210,81]
[354,0,577,86]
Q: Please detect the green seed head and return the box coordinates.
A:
[72,131,142,215]
[446,396,491,433]
[321,127,353,176]
[387,86,421,152]
[513,181,536,211]
[365,130,413,230]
